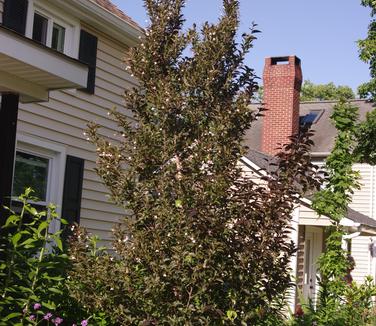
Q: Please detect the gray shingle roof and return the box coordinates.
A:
[347,207,376,228]
[244,149,276,172]
[245,99,375,155]
[92,0,143,31]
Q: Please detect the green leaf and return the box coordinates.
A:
[55,237,63,252]
[2,312,22,321]
[226,310,237,321]
[42,301,56,310]
[25,205,38,216]
[20,238,37,247]
[11,233,22,246]
[37,221,49,235]
[3,214,20,228]
[175,199,183,208]
[43,275,64,281]
[48,287,63,294]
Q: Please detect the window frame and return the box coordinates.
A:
[13,149,52,207]
[25,0,80,58]
[51,22,66,53]
[31,11,49,45]
[13,134,67,233]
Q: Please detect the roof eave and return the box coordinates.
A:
[241,156,376,231]
[55,0,143,47]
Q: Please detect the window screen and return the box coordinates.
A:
[12,151,49,202]
[32,13,48,45]
[52,23,66,53]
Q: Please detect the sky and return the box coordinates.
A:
[112,0,372,92]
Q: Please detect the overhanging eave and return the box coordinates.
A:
[0,26,88,103]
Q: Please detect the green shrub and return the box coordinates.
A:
[0,188,101,325]
[290,277,376,326]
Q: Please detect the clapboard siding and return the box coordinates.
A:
[299,203,332,226]
[238,161,267,185]
[352,236,372,284]
[16,25,134,248]
[54,90,135,123]
[348,164,375,283]
[19,102,123,141]
[349,164,374,217]
[311,163,375,220]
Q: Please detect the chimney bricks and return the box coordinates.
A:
[261,56,302,155]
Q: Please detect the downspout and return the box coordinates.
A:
[342,231,361,251]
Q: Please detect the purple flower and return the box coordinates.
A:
[81,320,88,326]
[29,315,36,321]
[44,312,53,320]
[53,317,63,325]
[33,303,41,310]
[22,307,28,314]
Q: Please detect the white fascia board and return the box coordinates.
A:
[0,29,88,87]
[239,156,267,176]
[55,0,143,47]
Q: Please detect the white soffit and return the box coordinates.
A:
[0,27,88,103]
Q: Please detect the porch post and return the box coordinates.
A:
[0,94,19,224]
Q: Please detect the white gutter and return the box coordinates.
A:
[55,0,143,47]
[240,156,268,176]
[311,152,330,157]
[342,232,361,250]
[343,232,361,240]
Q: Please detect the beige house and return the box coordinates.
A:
[243,55,376,309]
[0,0,142,248]
[1,0,375,314]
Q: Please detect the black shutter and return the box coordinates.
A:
[3,0,29,35]
[61,156,84,227]
[79,30,98,94]
[0,95,19,225]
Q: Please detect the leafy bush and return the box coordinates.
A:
[290,277,376,326]
[0,188,98,325]
[305,99,376,325]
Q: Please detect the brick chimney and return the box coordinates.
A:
[261,56,302,155]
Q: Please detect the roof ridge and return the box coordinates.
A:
[300,99,368,104]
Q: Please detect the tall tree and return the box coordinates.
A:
[308,5,376,322]
[312,100,360,325]
[300,80,355,102]
[358,0,376,100]
[310,100,376,325]
[68,0,321,324]
[354,0,376,165]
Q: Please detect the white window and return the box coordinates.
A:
[12,151,50,205]
[12,134,66,232]
[51,22,66,53]
[25,0,80,57]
